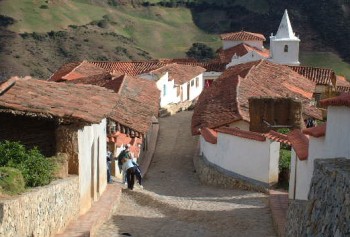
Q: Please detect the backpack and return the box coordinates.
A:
[117,150,126,166]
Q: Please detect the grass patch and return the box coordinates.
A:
[300,51,350,79]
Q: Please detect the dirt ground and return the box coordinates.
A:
[96,111,276,237]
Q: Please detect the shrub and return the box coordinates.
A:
[20,148,56,187]
[186,43,215,61]
[0,15,16,27]
[279,149,291,172]
[39,5,49,9]
[0,141,56,187]
[0,141,28,166]
[0,167,25,195]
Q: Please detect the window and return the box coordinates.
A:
[191,80,194,87]
[163,84,166,96]
[196,77,199,87]
[284,45,288,52]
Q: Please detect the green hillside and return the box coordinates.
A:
[0,0,349,80]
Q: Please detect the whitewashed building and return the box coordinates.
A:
[269,9,300,66]
[288,93,350,200]
[140,63,206,108]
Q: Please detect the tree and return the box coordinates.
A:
[186,43,215,61]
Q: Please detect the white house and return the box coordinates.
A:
[140,63,206,108]
[199,127,288,187]
[220,31,266,50]
[269,9,300,66]
[288,93,350,200]
[0,77,120,214]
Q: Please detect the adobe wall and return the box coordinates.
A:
[56,125,79,175]
[286,158,350,236]
[249,97,303,133]
[0,176,80,237]
[0,113,57,157]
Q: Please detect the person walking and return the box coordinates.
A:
[117,144,132,184]
[122,157,137,190]
[106,151,112,184]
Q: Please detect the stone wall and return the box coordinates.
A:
[193,149,267,193]
[286,158,350,237]
[0,176,80,237]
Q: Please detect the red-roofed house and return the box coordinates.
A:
[0,77,122,234]
[288,93,350,200]
[192,60,321,135]
[140,63,206,108]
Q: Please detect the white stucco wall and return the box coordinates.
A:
[77,118,107,214]
[200,132,280,185]
[155,73,177,108]
[229,120,250,131]
[188,74,204,101]
[290,136,327,200]
[223,40,263,50]
[325,106,350,158]
[226,51,265,68]
[269,38,300,66]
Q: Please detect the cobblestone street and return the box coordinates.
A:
[96,111,276,237]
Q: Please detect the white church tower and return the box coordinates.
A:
[269,9,300,66]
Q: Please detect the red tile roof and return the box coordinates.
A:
[320,93,350,107]
[90,60,164,76]
[50,61,160,134]
[149,63,206,85]
[0,77,118,124]
[289,66,336,86]
[49,61,111,82]
[220,31,266,41]
[217,43,269,63]
[263,130,291,145]
[192,60,321,135]
[200,127,217,144]
[302,123,326,138]
[287,129,309,160]
[49,62,81,82]
[336,75,350,93]
[216,127,266,142]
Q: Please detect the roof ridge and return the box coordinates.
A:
[0,77,19,95]
[62,61,84,80]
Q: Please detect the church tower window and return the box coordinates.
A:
[284,45,289,52]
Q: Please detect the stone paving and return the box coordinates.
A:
[96,111,277,237]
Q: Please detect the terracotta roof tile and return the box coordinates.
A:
[302,123,326,138]
[263,130,291,145]
[200,127,217,144]
[217,43,269,63]
[289,66,336,85]
[0,77,118,124]
[220,31,266,41]
[192,60,321,135]
[216,127,266,142]
[320,93,350,107]
[336,75,350,93]
[90,60,165,76]
[287,129,309,160]
[149,63,206,85]
[49,62,81,82]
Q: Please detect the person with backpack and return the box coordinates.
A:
[117,144,132,184]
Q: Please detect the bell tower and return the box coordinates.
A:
[269,9,300,66]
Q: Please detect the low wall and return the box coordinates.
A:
[0,176,80,237]
[193,149,267,193]
[286,158,350,236]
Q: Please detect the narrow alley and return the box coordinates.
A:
[96,111,276,237]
